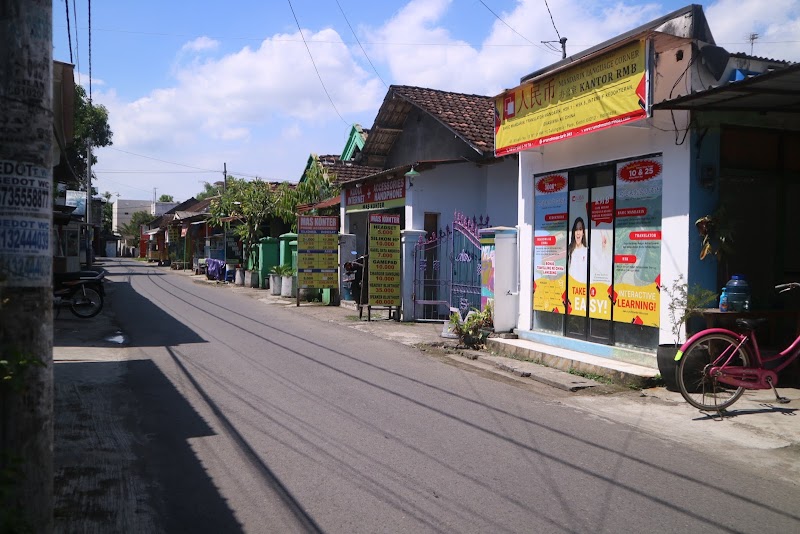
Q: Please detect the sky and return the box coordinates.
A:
[51,0,800,203]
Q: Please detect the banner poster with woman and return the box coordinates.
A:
[533,173,568,313]
[566,189,589,316]
[612,156,663,327]
[589,185,614,321]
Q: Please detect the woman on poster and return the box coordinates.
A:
[567,217,588,284]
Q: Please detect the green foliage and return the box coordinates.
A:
[209,177,276,270]
[449,304,494,348]
[663,275,718,345]
[101,191,113,233]
[195,181,225,201]
[118,210,154,244]
[0,348,45,393]
[274,156,340,231]
[65,84,113,181]
[158,194,174,202]
[269,264,294,276]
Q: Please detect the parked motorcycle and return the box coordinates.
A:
[53,270,105,318]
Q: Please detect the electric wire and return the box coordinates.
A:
[286,0,349,126]
[64,0,73,63]
[477,0,556,54]
[543,0,561,40]
[335,0,388,89]
[88,0,92,102]
[71,0,80,83]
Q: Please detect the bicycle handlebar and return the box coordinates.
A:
[775,282,800,293]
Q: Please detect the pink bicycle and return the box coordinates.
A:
[674,282,800,411]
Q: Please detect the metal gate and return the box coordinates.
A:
[412,212,489,321]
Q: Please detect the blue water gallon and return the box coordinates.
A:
[725,275,751,312]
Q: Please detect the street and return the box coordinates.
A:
[53,259,800,533]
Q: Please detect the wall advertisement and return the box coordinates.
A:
[495,40,648,156]
[297,215,339,289]
[533,173,568,313]
[589,186,614,320]
[566,189,588,316]
[612,156,663,327]
[368,213,401,306]
[0,160,52,286]
[480,232,495,312]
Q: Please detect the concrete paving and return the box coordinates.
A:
[51,263,800,530]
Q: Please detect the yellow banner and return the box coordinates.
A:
[495,41,647,155]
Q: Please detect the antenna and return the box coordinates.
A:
[748,32,759,55]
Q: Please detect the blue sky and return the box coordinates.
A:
[52,0,800,202]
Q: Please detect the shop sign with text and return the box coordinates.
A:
[533,173,568,314]
[297,215,339,289]
[345,178,405,213]
[495,40,648,156]
[368,213,401,306]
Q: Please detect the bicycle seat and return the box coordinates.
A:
[735,318,767,331]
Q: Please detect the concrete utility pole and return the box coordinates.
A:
[0,1,55,532]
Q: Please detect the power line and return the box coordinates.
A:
[71,0,80,82]
[64,0,73,63]
[335,0,388,89]
[107,147,221,172]
[286,0,349,126]
[543,0,561,40]
[477,0,556,55]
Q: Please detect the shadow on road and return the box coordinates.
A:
[54,358,243,532]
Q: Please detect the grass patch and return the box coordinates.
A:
[567,367,615,385]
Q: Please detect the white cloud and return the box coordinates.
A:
[706,0,800,60]
[181,36,220,54]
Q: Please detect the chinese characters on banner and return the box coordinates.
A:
[495,40,648,156]
[297,215,339,289]
[612,156,663,327]
[368,213,401,306]
[533,174,568,313]
[589,185,614,320]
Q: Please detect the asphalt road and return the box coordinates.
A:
[54,259,800,533]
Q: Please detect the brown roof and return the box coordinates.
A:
[316,154,382,185]
[361,85,495,167]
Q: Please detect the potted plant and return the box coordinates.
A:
[449,303,494,349]
[268,264,287,295]
[657,275,717,390]
[280,266,296,298]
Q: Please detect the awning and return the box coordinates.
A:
[144,228,161,235]
[651,63,800,113]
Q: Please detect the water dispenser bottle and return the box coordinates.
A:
[725,275,751,312]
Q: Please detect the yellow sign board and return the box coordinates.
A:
[297,216,339,289]
[368,213,401,306]
[495,41,647,156]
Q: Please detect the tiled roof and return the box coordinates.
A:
[317,154,382,185]
[360,85,496,167]
[392,86,495,153]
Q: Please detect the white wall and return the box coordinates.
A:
[112,199,152,232]
[517,114,692,344]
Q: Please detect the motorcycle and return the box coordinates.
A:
[53,270,105,318]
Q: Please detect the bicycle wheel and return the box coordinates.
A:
[69,286,104,318]
[676,332,749,411]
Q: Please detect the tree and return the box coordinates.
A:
[101,191,113,234]
[208,177,276,270]
[196,181,224,201]
[158,194,174,203]
[274,156,339,230]
[118,211,155,247]
[62,84,113,186]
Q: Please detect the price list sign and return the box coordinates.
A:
[368,213,401,306]
[297,216,339,289]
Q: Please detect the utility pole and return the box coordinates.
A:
[85,144,92,267]
[223,163,227,267]
[0,1,55,532]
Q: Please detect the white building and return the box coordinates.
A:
[112,199,179,232]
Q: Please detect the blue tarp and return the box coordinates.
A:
[206,258,225,281]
